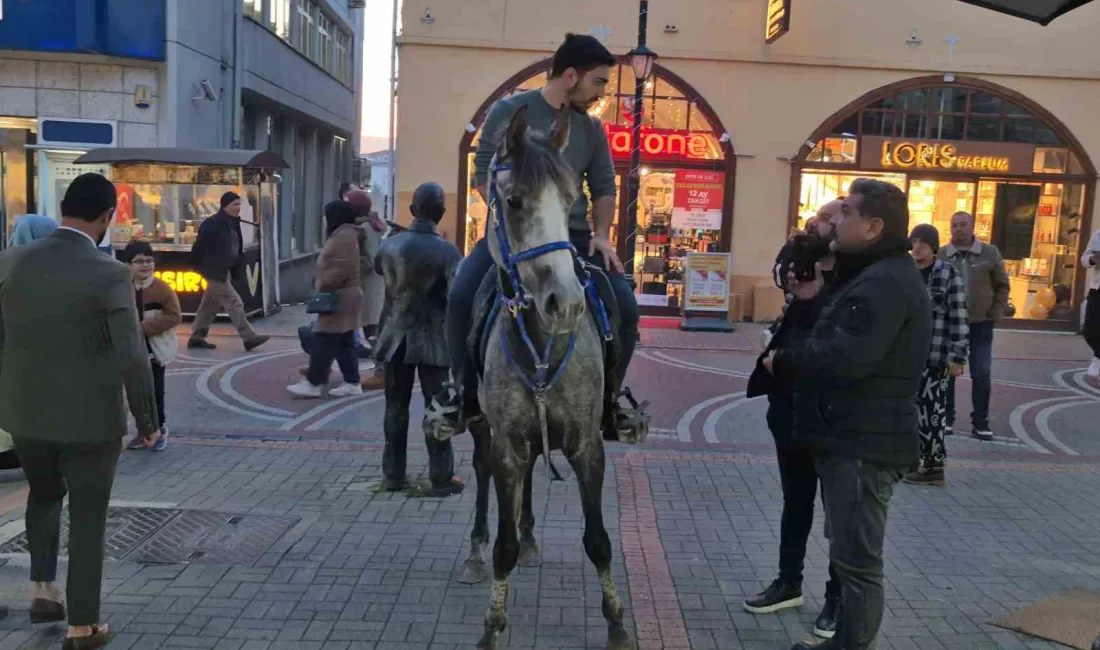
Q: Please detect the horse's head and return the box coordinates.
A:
[488,105,586,335]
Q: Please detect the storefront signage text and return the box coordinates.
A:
[156,270,208,294]
[860,136,1035,176]
[672,170,725,231]
[879,140,1010,172]
[766,0,791,44]
[684,253,731,313]
[604,125,719,162]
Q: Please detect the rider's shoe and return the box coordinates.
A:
[602,387,650,444]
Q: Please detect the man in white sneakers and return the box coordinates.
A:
[1081,227,1100,379]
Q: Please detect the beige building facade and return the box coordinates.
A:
[394,0,1100,327]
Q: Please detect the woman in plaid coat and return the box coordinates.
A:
[906,224,969,485]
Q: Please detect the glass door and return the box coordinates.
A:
[906,178,977,239]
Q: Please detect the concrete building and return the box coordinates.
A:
[394,0,1100,329]
[0,0,364,302]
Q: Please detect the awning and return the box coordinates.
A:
[956,0,1095,24]
[74,148,290,169]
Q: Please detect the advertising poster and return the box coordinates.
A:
[671,170,724,232]
[684,252,731,312]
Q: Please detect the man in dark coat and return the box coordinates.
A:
[764,178,932,650]
[374,182,464,496]
[187,192,269,352]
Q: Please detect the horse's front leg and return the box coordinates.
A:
[517,457,541,567]
[457,419,492,584]
[566,446,633,650]
[477,437,524,650]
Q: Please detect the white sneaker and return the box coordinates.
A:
[1088,358,1100,379]
[286,380,322,398]
[329,383,363,397]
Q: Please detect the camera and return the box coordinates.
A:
[773,232,831,290]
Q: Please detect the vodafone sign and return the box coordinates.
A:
[604,125,721,163]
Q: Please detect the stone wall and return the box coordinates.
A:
[0,57,162,147]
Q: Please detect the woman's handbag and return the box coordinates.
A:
[306,291,340,315]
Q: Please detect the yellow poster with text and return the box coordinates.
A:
[684,253,731,312]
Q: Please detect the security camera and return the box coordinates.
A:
[193,80,219,102]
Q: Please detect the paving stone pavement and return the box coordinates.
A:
[0,319,1098,649]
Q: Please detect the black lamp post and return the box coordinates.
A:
[624,0,658,286]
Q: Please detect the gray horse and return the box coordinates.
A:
[457,105,633,650]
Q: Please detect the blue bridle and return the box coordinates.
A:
[487,157,613,400]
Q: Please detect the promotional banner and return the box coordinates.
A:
[684,252,731,312]
[671,170,724,232]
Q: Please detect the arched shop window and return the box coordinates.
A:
[795,76,1096,325]
[460,60,733,314]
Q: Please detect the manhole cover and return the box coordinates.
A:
[0,507,179,560]
[124,511,298,565]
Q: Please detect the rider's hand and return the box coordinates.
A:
[949,362,966,378]
[762,350,776,375]
[589,236,625,274]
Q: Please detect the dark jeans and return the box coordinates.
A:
[14,438,122,626]
[946,321,994,431]
[383,345,454,486]
[775,442,840,599]
[307,331,360,386]
[815,456,902,650]
[152,361,166,429]
[445,233,640,398]
[1085,289,1100,358]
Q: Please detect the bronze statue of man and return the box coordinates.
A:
[373,182,464,496]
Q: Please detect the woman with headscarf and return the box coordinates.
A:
[287,200,365,398]
[1,215,58,473]
[8,214,59,247]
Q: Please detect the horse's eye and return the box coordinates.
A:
[506,196,523,210]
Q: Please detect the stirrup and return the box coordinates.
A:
[424,384,464,442]
[612,387,650,445]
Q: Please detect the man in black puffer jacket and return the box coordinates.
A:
[764,178,932,650]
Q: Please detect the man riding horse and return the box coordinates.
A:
[428,33,645,443]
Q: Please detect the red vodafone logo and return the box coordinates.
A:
[604,124,718,162]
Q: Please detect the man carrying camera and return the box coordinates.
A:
[745,199,843,640]
[764,179,932,650]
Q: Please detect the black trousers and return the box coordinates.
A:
[13,438,121,626]
[152,361,166,429]
[1085,289,1100,358]
[775,442,841,599]
[307,331,360,385]
[383,345,453,486]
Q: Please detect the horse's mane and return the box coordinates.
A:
[505,130,579,208]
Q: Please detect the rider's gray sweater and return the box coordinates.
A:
[473,89,616,234]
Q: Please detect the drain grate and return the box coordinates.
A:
[0,507,179,560]
[124,510,298,565]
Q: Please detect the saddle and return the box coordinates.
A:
[467,258,621,381]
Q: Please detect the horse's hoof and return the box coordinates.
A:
[456,557,487,584]
[476,630,502,650]
[517,542,542,568]
[607,627,633,650]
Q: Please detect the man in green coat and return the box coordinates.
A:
[0,172,159,649]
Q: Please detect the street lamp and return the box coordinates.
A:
[624,1,658,289]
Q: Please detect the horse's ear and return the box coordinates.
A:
[504,105,529,157]
[548,108,571,153]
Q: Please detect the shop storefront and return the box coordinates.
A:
[457,60,735,316]
[793,76,1095,328]
[74,148,288,317]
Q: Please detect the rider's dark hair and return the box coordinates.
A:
[550,33,617,79]
[848,178,909,239]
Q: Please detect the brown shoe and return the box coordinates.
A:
[360,371,385,390]
[62,624,109,650]
[29,598,65,624]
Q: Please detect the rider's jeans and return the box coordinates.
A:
[444,233,639,399]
